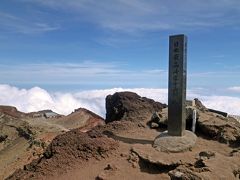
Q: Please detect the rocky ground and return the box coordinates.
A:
[0,106,104,179]
[2,92,240,179]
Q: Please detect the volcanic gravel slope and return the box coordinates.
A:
[7,114,240,180]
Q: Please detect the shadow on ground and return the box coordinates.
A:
[103,131,153,145]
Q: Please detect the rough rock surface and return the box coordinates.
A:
[131,139,239,180]
[7,129,118,179]
[147,98,240,146]
[197,111,240,145]
[168,166,203,180]
[105,92,166,124]
[194,98,208,111]
[185,99,240,145]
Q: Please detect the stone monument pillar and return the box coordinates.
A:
[168,34,187,136]
[153,34,196,152]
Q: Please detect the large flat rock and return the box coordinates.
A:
[153,130,197,153]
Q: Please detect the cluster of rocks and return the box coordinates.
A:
[148,99,203,130]
[107,92,240,146]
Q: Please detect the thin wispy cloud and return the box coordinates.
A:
[18,0,240,33]
[0,62,166,85]
[228,86,240,93]
[189,71,240,78]
[0,61,238,89]
[0,11,59,34]
[211,55,226,59]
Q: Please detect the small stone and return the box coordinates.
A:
[150,122,159,128]
[104,164,117,171]
[199,156,208,161]
[194,159,206,168]
[120,153,127,157]
[168,170,184,178]
[168,168,202,180]
[96,172,107,180]
[230,148,240,157]
[0,134,8,142]
[137,123,145,128]
[199,151,215,159]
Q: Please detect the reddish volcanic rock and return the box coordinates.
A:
[0,105,26,118]
[105,91,166,124]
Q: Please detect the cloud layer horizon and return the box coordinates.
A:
[0,84,239,117]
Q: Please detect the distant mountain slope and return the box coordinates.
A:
[51,108,105,131]
[0,106,105,179]
[27,109,62,118]
[0,105,26,118]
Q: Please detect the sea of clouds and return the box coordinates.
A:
[0,84,240,117]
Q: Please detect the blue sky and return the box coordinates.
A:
[1,0,240,97]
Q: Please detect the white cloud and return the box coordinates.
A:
[0,84,80,115]
[199,96,240,115]
[0,84,240,118]
[228,86,240,92]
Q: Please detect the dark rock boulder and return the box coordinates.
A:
[105,92,166,124]
[197,111,240,145]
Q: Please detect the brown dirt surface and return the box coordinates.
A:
[7,113,240,180]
